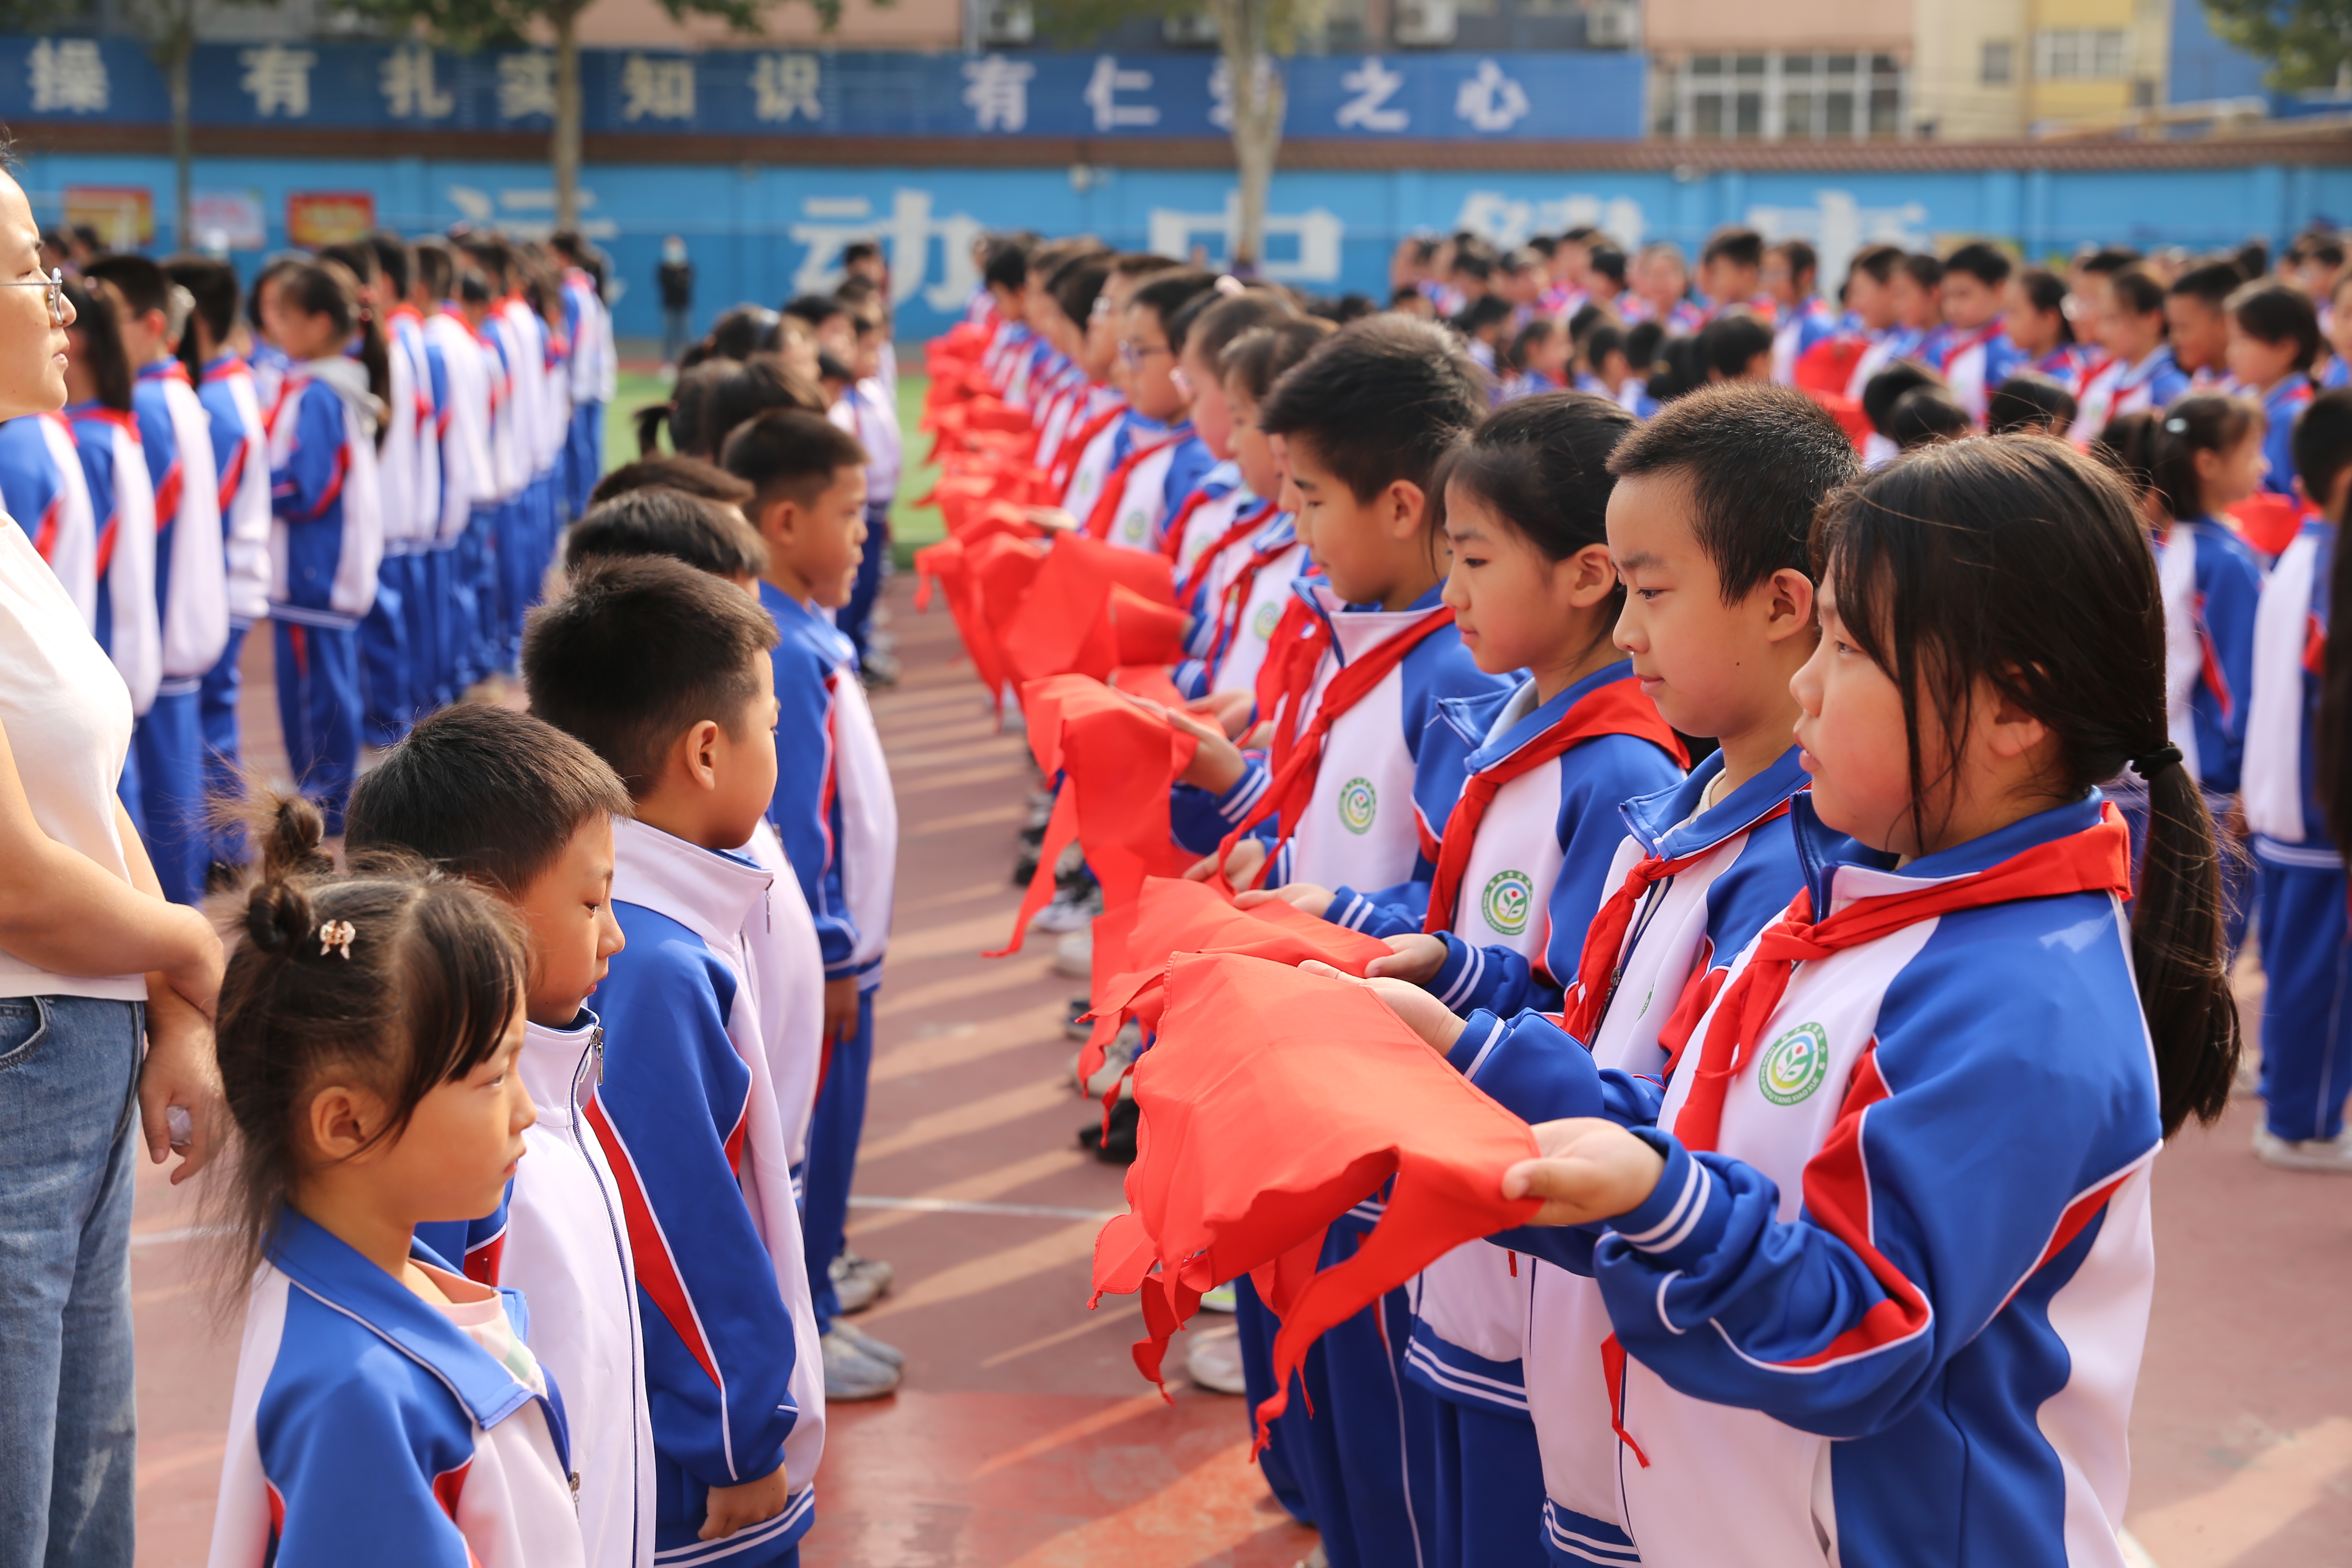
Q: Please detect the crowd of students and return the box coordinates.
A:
[883,220,2352,1568]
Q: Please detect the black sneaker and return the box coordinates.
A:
[1078,1099,1140,1164]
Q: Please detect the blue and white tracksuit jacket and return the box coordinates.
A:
[132,361,229,690]
[1061,406,1164,521]
[2073,345,2191,447]
[267,359,383,631]
[1925,325,2027,427]
[1171,502,1296,703]
[1437,746,1822,1564]
[1768,298,1839,386]
[2256,374,2315,498]
[2242,520,2352,1141]
[1170,581,1513,890]
[760,584,898,992]
[197,355,276,633]
[1098,421,1216,555]
[1496,793,2164,1568]
[592,818,827,1566]
[207,1210,582,1568]
[1164,460,1243,577]
[1345,665,1687,1019]
[64,403,162,717]
[2156,516,2263,796]
[0,413,97,627]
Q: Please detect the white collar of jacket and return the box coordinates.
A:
[518,1008,600,1130]
[294,355,385,441]
[1620,744,1816,862]
[1439,661,1638,771]
[1791,787,2109,922]
[611,817,771,959]
[1297,579,1450,667]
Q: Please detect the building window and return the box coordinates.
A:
[1981,40,2012,85]
[1661,50,1905,141]
[2036,28,2128,80]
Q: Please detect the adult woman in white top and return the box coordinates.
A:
[0,169,225,1568]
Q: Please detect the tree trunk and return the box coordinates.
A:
[1215,0,1285,271]
[553,8,582,230]
[168,22,191,251]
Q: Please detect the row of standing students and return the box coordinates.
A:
[956,244,2346,1566]
[0,232,615,896]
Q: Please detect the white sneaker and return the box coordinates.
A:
[1081,1021,1142,1099]
[839,1250,895,1297]
[1198,1282,1237,1313]
[830,1319,904,1369]
[1185,1324,1248,1395]
[822,1327,901,1401]
[1054,929,1093,980]
[831,1265,881,1314]
[2252,1123,2352,1172]
[1029,886,1101,935]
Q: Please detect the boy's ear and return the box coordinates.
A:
[1385,477,1428,541]
[1759,567,1818,644]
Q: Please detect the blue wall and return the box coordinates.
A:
[22,150,2352,342]
[2169,0,2269,104]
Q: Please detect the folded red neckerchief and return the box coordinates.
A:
[2229,492,2309,557]
[1079,874,1391,1085]
[920,531,1047,705]
[1090,951,1541,1447]
[1000,534,1186,686]
[992,677,1201,957]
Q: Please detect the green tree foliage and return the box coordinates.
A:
[2204,0,2352,92]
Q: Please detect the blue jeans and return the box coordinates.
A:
[0,995,143,1568]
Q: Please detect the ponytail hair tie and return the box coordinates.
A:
[2164,416,2189,433]
[2129,742,2184,778]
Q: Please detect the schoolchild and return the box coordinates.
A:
[206,804,588,1568]
[2074,269,2191,444]
[263,261,386,835]
[245,257,299,413]
[1986,373,2079,439]
[321,241,419,755]
[1927,243,2024,425]
[164,257,273,883]
[364,234,444,746]
[1622,243,1703,335]
[1502,318,1569,401]
[1172,315,1513,1568]
[1346,381,1859,1567]
[1089,270,1221,552]
[1837,244,1908,401]
[2321,274,2352,389]
[1176,317,1332,708]
[2224,279,2321,498]
[589,451,756,511]
[1692,227,1766,323]
[721,408,903,1399]
[59,277,161,814]
[2005,266,2092,391]
[2165,260,2246,390]
[827,283,903,679]
[977,240,1032,389]
[418,242,493,707]
[1762,239,1836,384]
[1887,251,1947,364]
[1162,288,1295,579]
[2090,404,2263,968]
[2244,387,2352,1169]
[343,705,652,1568]
[86,255,227,904]
[1055,254,1181,516]
[1695,313,1773,385]
[567,487,769,588]
[447,263,518,689]
[0,408,95,627]
[524,557,827,1563]
[1305,392,1684,1568]
[1030,255,1115,472]
[551,230,617,518]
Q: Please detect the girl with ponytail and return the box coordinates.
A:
[206,795,588,1568]
[1488,433,2236,1565]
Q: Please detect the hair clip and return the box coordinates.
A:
[317,920,357,959]
[2164,417,2189,432]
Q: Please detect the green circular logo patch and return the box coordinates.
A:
[1338,776,1378,835]
[1118,506,1150,544]
[1252,601,1280,640]
[1757,1023,1831,1107]
[1480,870,1534,936]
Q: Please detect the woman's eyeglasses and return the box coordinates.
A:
[0,269,65,326]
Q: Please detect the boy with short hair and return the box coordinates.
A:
[2227,279,2322,496]
[1086,269,1220,552]
[1696,225,1765,320]
[1762,237,1837,383]
[2166,259,2247,388]
[1357,379,1861,1565]
[345,704,651,1568]
[721,408,903,1398]
[567,488,769,587]
[84,254,227,904]
[523,556,826,1565]
[1928,242,2023,424]
[592,453,755,509]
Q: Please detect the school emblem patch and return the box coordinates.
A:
[1118,507,1150,544]
[1338,777,1378,835]
[1757,1023,1831,1106]
[1253,601,1280,640]
[1480,870,1534,936]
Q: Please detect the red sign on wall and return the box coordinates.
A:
[286,192,376,248]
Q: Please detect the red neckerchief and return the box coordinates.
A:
[1252,593,1321,724]
[1216,606,1457,888]
[1423,677,1688,935]
[1083,427,1185,541]
[1176,496,1278,606]
[1049,399,1126,498]
[1672,804,2132,1152]
[1944,320,2003,364]
[1160,483,1227,567]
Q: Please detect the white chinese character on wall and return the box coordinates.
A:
[27,39,108,115]
[381,43,454,120]
[1208,53,1277,132]
[620,54,695,122]
[1454,59,1528,132]
[497,53,556,120]
[961,55,1035,133]
[751,53,821,123]
[787,188,985,313]
[1336,55,1407,132]
[239,46,316,119]
[1084,54,1159,132]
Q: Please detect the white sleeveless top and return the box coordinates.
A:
[0,514,142,1001]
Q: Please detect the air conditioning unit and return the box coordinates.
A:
[1394,0,1458,47]
[1586,0,1639,49]
[977,0,1033,47]
[1161,11,1222,46]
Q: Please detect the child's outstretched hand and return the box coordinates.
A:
[1186,689,1256,740]
[1297,960,1467,1053]
[1364,933,1446,985]
[1162,705,1246,792]
[1185,834,1268,890]
[1502,1119,1667,1227]
[702,1463,790,1541]
[1235,882,1335,919]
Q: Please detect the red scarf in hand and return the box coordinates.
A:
[998,534,1189,687]
[1090,952,1540,1449]
[1215,607,1458,888]
[1423,678,1687,936]
[1672,804,2133,1152]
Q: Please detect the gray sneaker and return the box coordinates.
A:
[821,1326,901,1401]
[1185,1324,1248,1394]
[839,1250,895,1296]
[2252,1123,2352,1172]
[830,1257,881,1314]
[830,1320,904,1369]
